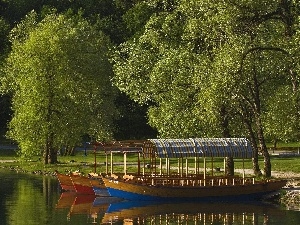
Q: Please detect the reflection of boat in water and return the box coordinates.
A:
[102,200,285,224]
[55,191,122,221]
[98,139,287,201]
[55,192,286,224]
[70,195,122,215]
[55,192,76,209]
[70,194,98,214]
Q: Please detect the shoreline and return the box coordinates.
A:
[1,160,299,210]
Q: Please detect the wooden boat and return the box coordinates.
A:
[90,178,110,196]
[69,172,109,195]
[70,175,96,195]
[55,171,76,192]
[102,176,286,201]
[55,169,109,195]
[99,138,287,201]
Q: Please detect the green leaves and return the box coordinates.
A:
[112,0,300,144]
[2,10,117,161]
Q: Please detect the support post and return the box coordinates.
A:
[186,158,188,177]
[105,153,108,174]
[124,152,127,175]
[204,158,206,186]
[110,151,113,175]
[160,158,162,175]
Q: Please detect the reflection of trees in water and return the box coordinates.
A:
[42,176,58,207]
[104,212,270,225]
[3,173,60,225]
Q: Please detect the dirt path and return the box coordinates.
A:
[234,168,300,179]
[0,159,16,163]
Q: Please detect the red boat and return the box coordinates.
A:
[70,175,96,195]
[55,171,76,192]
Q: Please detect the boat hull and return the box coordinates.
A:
[55,172,75,192]
[70,176,95,195]
[90,179,110,196]
[102,177,286,201]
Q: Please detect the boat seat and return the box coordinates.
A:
[123,174,134,181]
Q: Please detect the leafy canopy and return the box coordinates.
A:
[1,10,117,158]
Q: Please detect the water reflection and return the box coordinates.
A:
[56,192,288,225]
[0,169,60,225]
[1,169,300,225]
[56,193,121,223]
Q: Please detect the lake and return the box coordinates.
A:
[1,168,300,225]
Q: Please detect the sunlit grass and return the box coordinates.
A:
[1,148,300,176]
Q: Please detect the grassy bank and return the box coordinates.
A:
[1,147,300,177]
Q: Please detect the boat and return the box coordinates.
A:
[90,178,110,196]
[98,138,287,201]
[55,170,107,195]
[55,170,76,192]
[70,174,98,195]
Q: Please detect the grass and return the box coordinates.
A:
[1,147,300,176]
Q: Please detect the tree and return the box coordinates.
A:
[0,16,11,137]
[1,10,117,163]
[112,0,300,177]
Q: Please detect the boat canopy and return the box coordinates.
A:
[143,138,253,159]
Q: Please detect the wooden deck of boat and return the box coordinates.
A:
[55,172,76,191]
[113,173,256,187]
[102,175,287,200]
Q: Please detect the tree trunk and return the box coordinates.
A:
[219,105,234,176]
[43,145,49,164]
[225,157,234,176]
[63,146,75,156]
[252,65,271,177]
[49,148,57,164]
[45,132,57,164]
[256,117,271,177]
[238,100,262,176]
[244,119,262,175]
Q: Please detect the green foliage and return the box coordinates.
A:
[112,0,300,144]
[1,10,117,161]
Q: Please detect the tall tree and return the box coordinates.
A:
[1,10,117,163]
[112,0,300,177]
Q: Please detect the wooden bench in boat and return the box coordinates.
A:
[120,174,256,187]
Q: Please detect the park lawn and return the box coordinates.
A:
[1,147,300,176]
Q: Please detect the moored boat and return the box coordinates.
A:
[70,175,96,195]
[102,176,286,201]
[55,171,76,192]
[99,138,287,201]
[90,178,110,196]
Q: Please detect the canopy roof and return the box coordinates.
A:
[143,138,253,159]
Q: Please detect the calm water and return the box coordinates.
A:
[1,169,300,225]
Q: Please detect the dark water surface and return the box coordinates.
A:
[1,168,300,225]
